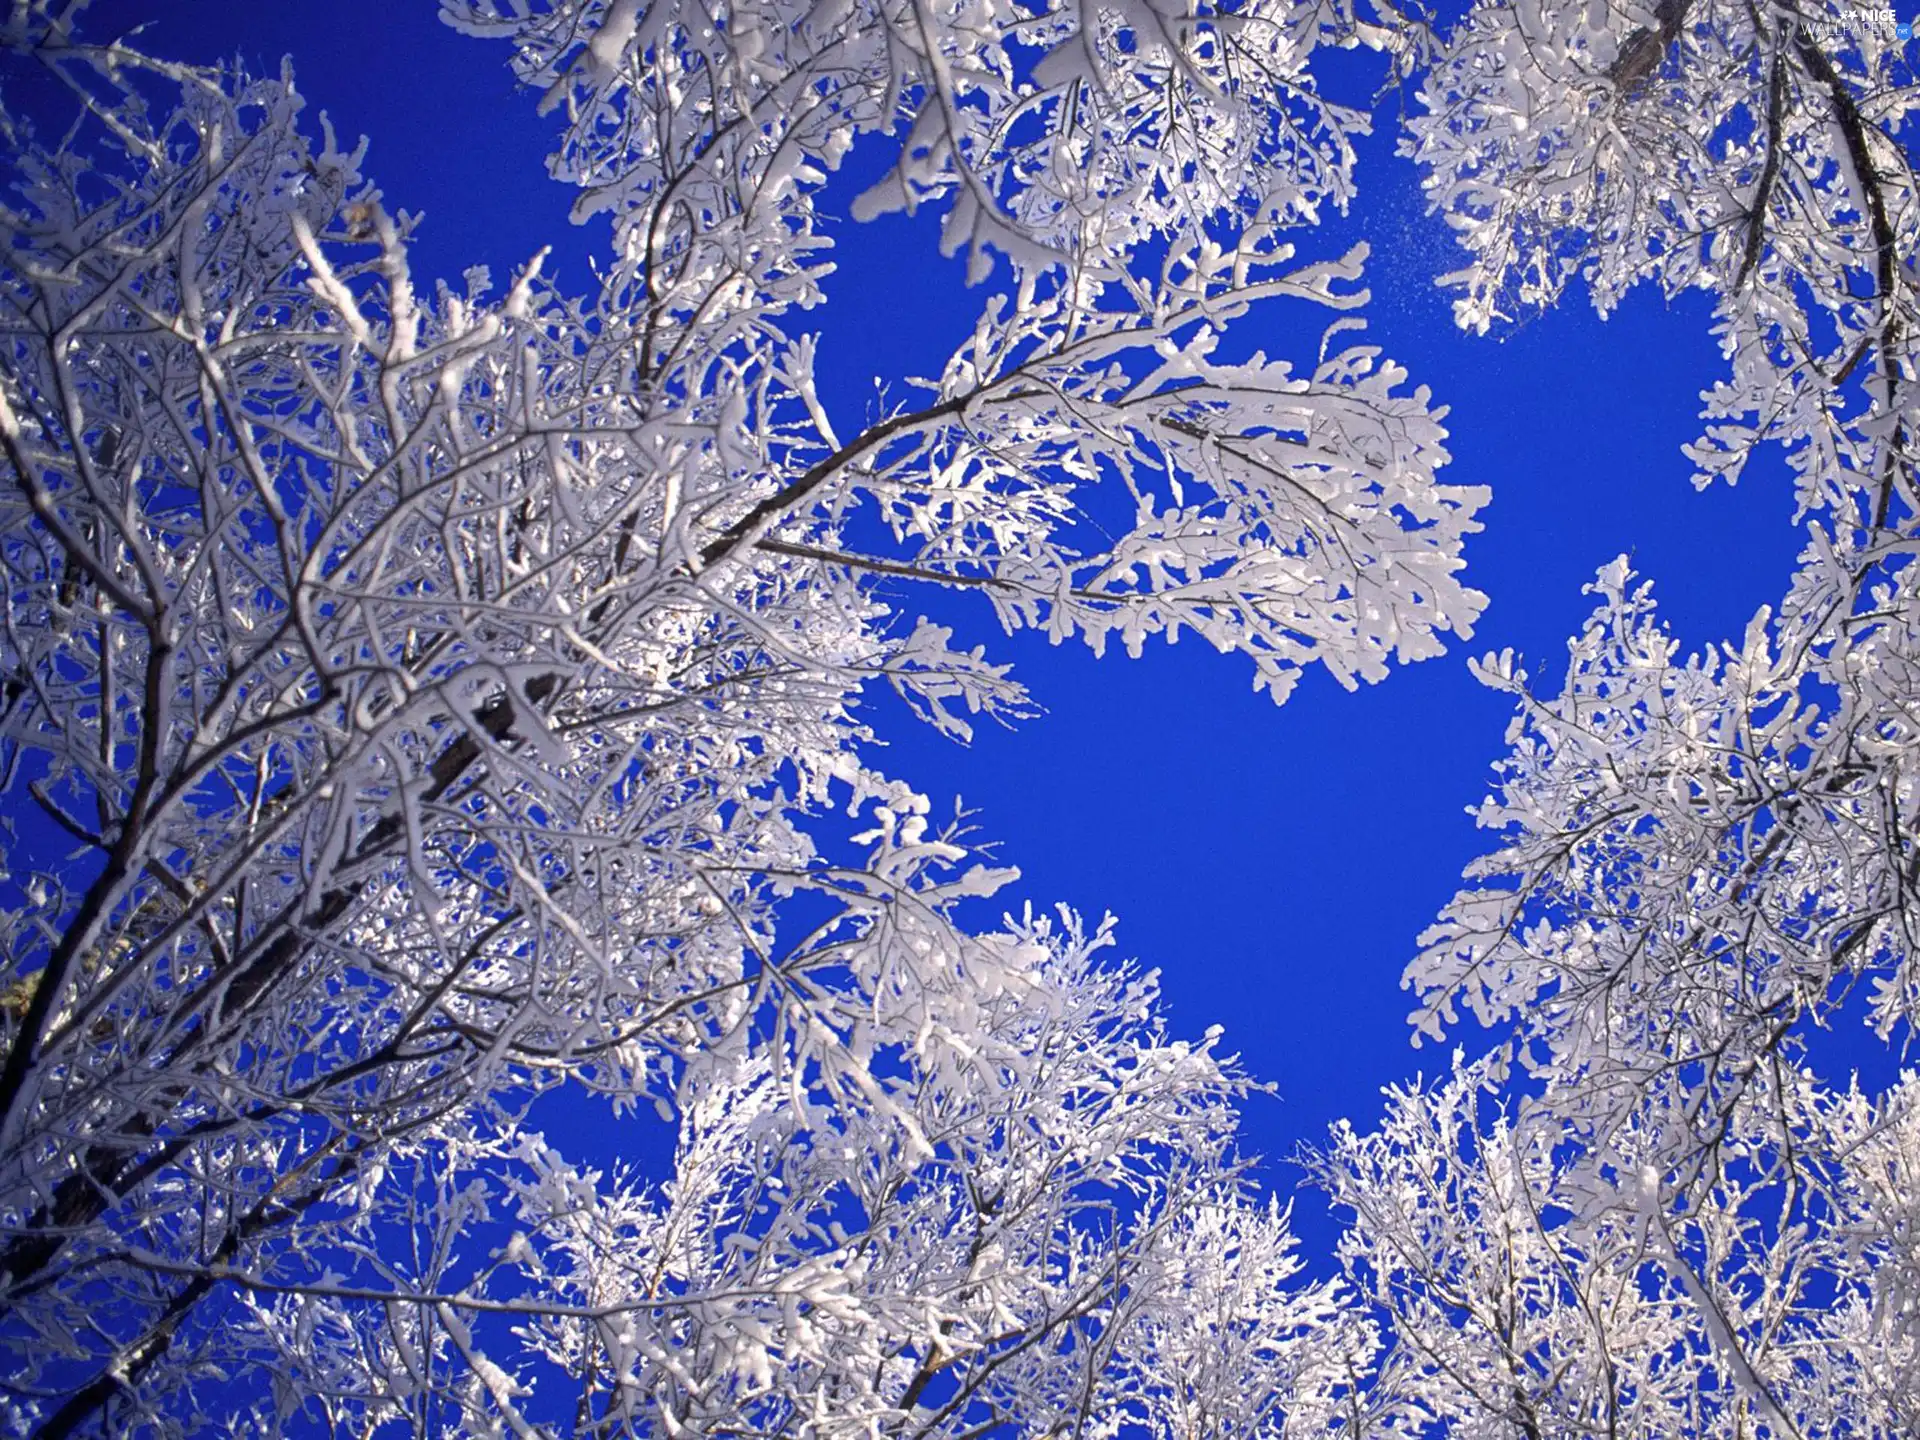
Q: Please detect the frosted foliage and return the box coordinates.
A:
[440,0,1490,704]
[1409,0,1919,520]
[1311,1063,1920,1439]
[1326,2,1920,1436]
[239,919,1372,1439]
[442,0,1371,267]
[1411,561,1920,1120]
[1397,0,1920,1185]
[27,0,1920,1431]
[0,0,1470,1428]
[1369,554,1920,1433]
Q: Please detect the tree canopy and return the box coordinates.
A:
[0,0,1914,1435]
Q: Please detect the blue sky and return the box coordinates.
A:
[39,0,1817,1260]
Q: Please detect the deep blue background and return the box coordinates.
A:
[22,0,1812,1264]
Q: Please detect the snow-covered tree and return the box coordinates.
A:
[1315,3,1920,1434]
[1405,0,1915,529]
[0,0,1481,1429]
[1397,0,1919,1196]
[1310,1059,1920,1438]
